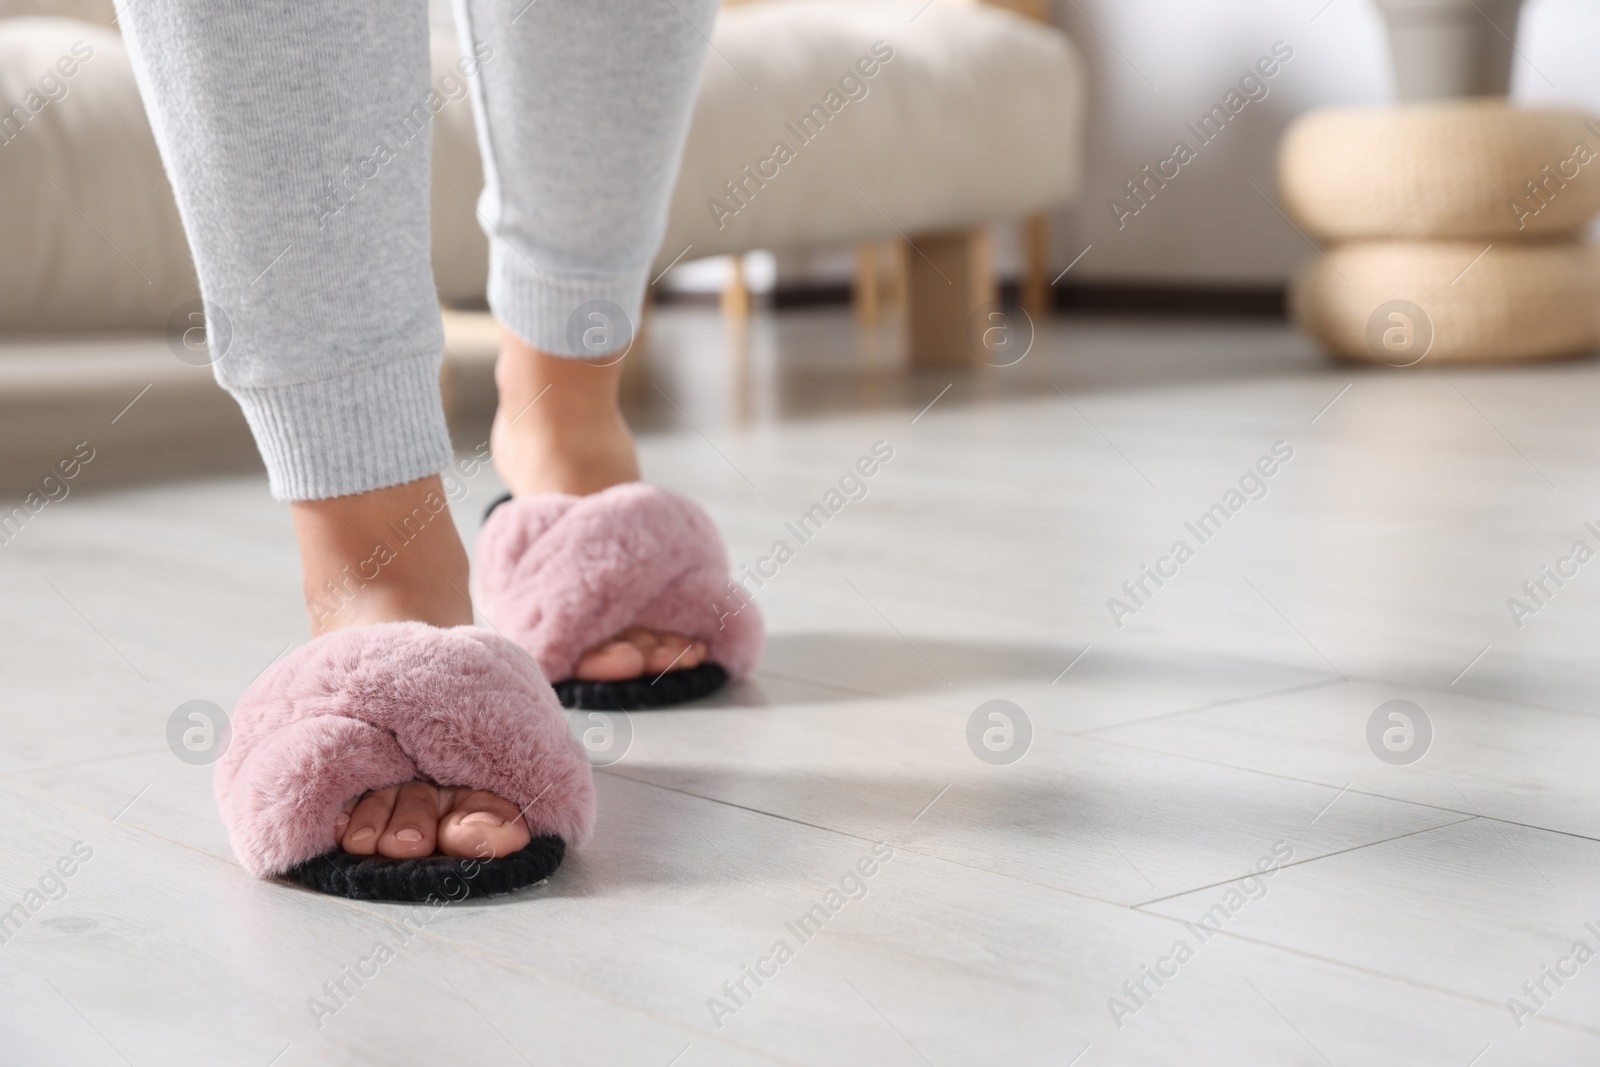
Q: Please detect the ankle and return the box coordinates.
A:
[290,475,472,635]
[494,327,624,416]
[491,327,641,496]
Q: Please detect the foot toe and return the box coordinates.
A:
[575,629,705,681]
[376,780,440,858]
[437,788,531,860]
[341,784,398,856]
[333,795,357,836]
[573,639,647,681]
[645,635,700,674]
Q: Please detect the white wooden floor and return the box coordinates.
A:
[5,306,1600,1064]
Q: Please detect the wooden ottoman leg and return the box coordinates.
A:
[855,243,880,328]
[885,239,908,311]
[905,228,996,367]
[721,254,751,321]
[1022,213,1050,320]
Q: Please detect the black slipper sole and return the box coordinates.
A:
[483,492,732,711]
[280,835,565,901]
[554,662,728,710]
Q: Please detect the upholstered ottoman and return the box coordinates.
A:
[1279,102,1600,240]
[1279,100,1600,364]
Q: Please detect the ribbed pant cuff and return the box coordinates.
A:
[488,246,649,358]
[228,356,453,501]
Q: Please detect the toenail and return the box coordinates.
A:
[396,828,423,842]
[349,827,375,840]
[460,812,505,827]
[334,814,350,831]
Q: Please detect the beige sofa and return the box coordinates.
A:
[0,0,1084,365]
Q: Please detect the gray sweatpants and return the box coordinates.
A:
[119,0,715,500]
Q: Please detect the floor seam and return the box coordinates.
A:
[1081,733,1600,845]
[1128,816,1479,908]
[1123,910,1600,1039]
[1071,676,1345,735]
[594,771,1499,920]
[1,745,173,781]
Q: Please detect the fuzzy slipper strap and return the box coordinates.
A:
[217,622,594,879]
[473,483,763,684]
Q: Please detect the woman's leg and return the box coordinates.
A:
[120,0,527,859]
[455,0,719,682]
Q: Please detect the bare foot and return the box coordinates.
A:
[575,627,708,681]
[291,476,531,860]
[490,327,702,682]
[334,783,530,860]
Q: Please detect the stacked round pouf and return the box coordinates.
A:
[1279,101,1600,365]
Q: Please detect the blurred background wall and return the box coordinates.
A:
[757,0,1600,296]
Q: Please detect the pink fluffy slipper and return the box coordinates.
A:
[474,483,763,709]
[218,621,595,901]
